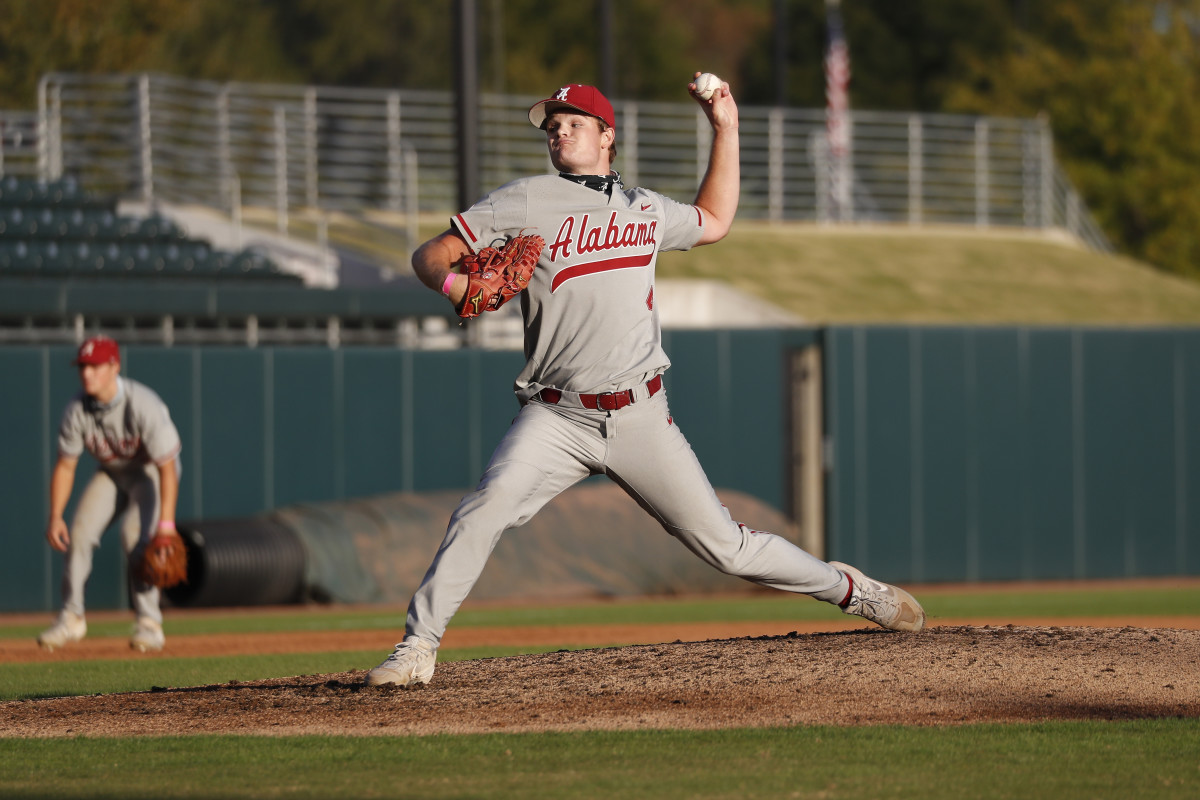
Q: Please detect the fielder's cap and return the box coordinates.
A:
[528,84,615,130]
[73,335,120,366]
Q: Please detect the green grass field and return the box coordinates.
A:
[1,722,1196,800]
[1,584,1198,799]
[659,223,1200,324]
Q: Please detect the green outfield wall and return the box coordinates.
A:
[825,326,1200,583]
[2,326,1197,612]
[0,329,808,612]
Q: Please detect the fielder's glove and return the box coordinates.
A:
[134,531,188,589]
[455,234,544,319]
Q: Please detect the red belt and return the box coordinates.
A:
[538,374,663,411]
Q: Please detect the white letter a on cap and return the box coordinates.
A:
[555,87,570,101]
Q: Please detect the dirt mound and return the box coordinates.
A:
[4,625,1197,737]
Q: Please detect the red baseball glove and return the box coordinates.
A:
[134,531,188,589]
[455,234,544,319]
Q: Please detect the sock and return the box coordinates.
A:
[837,572,855,609]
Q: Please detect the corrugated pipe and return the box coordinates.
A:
[165,518,307,607]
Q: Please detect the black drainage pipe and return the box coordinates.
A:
[164,517,307,607]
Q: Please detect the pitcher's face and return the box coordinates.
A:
[545,113,613,175]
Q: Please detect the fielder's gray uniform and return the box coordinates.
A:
[405,174,846,645]
[56,376,181,623]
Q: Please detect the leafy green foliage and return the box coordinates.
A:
[946,1,1200,278]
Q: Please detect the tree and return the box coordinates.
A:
[946,0,1200,276]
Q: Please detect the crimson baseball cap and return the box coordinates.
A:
[528,84,615,130]
[73,335,120,366]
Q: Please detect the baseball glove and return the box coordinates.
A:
[455,234,544,319]
[134,531,187,589]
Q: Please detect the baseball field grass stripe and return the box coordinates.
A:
[2,582,1197,640]
[0,721,1197,799]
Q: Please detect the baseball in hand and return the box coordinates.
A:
[693,73,721,101]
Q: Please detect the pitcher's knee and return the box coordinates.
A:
[670,521,775,577]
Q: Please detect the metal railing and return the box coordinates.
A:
[23,72,1110,252]
[0,111,39,178]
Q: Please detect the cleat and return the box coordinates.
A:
[830,561,926,632]
[130,618,165,652]
[365,636,437,687]
[37,611,87,651]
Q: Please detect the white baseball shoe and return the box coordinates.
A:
[130,618,165,652]
[830,561,926,632]
[37,611,87,651]
[365,636,437,687]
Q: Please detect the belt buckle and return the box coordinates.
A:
[595,391,620,411]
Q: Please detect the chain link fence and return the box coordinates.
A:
[8,71,1111,252]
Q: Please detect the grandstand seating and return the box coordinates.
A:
[0,175,299,283]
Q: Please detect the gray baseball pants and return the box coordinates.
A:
[406,388,846,646]
[61,465,163,624]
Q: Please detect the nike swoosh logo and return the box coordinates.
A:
[641,203,652,211]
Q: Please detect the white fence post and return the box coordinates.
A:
[403,143,418,263]
[1022,119,1039,229]
[768,107,784,223]
[50,82,62,180]
[274,104,288,235]
[386,92,402,212]
[304,87,318,209]
[974,118,989,228]
[1039,113,1054,230]
[217,86,233,215]
[908,114,922,226]
[36,77,49,180]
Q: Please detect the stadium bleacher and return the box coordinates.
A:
[0,175,299,283]
[0,174,460,347]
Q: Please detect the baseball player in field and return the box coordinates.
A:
[37,335,183,652]
[366,77,925,687]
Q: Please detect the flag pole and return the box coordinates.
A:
[824,0,852,222]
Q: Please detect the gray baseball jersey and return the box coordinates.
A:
[401,174,847,647]
[58,377,181,472]
[56,376,180,624]
[453,174,703,401]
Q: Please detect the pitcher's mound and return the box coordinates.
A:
[4,626,1197,737]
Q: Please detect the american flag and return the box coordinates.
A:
[825,0,852,217]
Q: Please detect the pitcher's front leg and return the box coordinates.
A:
[606,393,845,598]
[406,402,598,645]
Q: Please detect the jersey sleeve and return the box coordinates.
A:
[56,399,86,460]
[646,189,705,252]
[130,384,182,465]
[450,179,532,252]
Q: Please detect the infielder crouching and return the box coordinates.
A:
[38,336,183,653]
[366,78,925,687]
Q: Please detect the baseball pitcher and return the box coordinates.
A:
[366,77,925,687]
[37,336,184,653]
